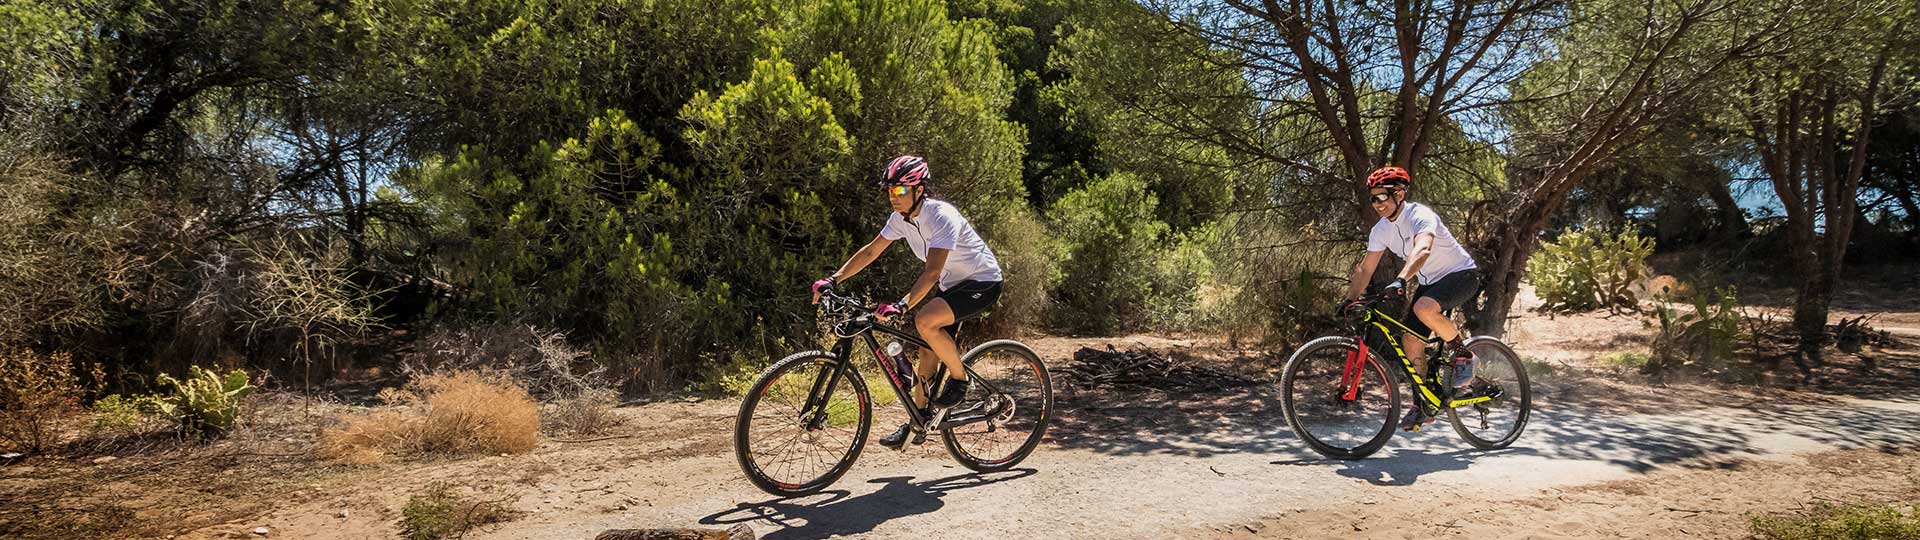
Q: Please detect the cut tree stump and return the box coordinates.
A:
[594,524,754,540]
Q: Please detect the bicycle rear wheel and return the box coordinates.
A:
[734,351,872,496]
[1447,337,1532,450]
[1281,336,1401,460]
[941,340,1052,472]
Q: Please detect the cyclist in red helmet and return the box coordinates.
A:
[1342,165,1491,431]
[809,155,1005,448]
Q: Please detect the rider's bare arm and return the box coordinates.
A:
[1397,232,1436,283]
[830,233,895,283]
[903,248,950,307]
[1345,249,1386,299]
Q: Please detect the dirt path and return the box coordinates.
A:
[174,374,1920,540]
[18,283,1912,539]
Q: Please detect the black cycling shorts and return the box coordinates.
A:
[1406,269,1478,338]
[930,280,1002,338]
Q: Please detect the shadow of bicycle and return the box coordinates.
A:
[1271,446,1537,486]
[699,469,1037,539]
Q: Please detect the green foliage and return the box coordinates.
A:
[399,0,1034,390]
[1533,228,1655,313]
[1752,503,1920,540]
[155,366,254,440]
[1649,286,1746,379]
[1051,4,1251,231]
[89,394,173,435]
[1144,224,1221,332]
[1600,352,1651,369]
[400,483,519,540]
[1047,172,1168,333]
[978,208,1060,335]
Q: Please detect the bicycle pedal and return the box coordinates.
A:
[912,411,945,445]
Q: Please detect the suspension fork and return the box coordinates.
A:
[800,338,855,429]
[1339,335,1370,401]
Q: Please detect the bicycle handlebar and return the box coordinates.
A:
[817,288,878,322]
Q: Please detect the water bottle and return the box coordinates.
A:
[886,340,914,386]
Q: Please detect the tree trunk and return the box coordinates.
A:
[1893,183,1920,232]
[1466,204,1550,339]
[1702,179,1748,240]
[1790,271,1830,381]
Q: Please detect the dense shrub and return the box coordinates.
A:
[1647,286,1745,379]
[155,366,254,440]
[89,393,173,436]
[1533,228,1655,313]
[1047,173,1169,333]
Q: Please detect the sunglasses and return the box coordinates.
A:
[887,185,915,197]
[1369,192,1395,203]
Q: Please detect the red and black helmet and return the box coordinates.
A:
[1366,166,1411,190]
[881,155,931,186]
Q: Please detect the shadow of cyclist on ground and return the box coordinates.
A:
[699,469,1037,539]
[1271,446,1535,486]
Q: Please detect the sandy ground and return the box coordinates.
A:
[6,286,1919,540]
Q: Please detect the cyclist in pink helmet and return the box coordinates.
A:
[810,155,1005,448]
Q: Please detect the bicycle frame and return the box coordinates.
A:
[1340,306,1494,411]
[798,294,1000,432]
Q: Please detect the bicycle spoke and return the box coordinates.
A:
[1282,337,1398,459]
[737,356,869,494]
[942,344,1050,471]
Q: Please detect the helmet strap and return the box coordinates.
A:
[902,186,927,219]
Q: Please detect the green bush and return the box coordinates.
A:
[1145,224,1221,332]
[89,393,172,435]
[1047,173,1170,334]
[400,483,519,540]
[1600,351,1651,369]
[1533,228,1655,313]
[156,366,254,440]
[1647,286,1744,379]
[977,209,1060,337]
[1753,502,1920,540]
[401,0,1033,392]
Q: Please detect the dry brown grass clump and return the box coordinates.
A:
[545,389,624,437]
[0,349,96,454]
[319,371,539,463]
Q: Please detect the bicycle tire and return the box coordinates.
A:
[1446,337,1532,450]
[734,351,872,496]
[1280,336,1401,460]
[941,340,1052,472]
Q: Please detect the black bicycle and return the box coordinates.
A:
[733,288,1053,496]
[1279,291,1532,459]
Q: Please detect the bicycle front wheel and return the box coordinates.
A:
[1280,336,1401,460]
[1447,337,1532,450]
[734,351,872,496]
[941,340,1052,472]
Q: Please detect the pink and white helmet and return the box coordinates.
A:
[881,155,931,186]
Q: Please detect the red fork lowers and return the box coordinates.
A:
[1339,338,1367,401]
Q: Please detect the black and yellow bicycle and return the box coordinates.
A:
[1279,291,1532,459]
